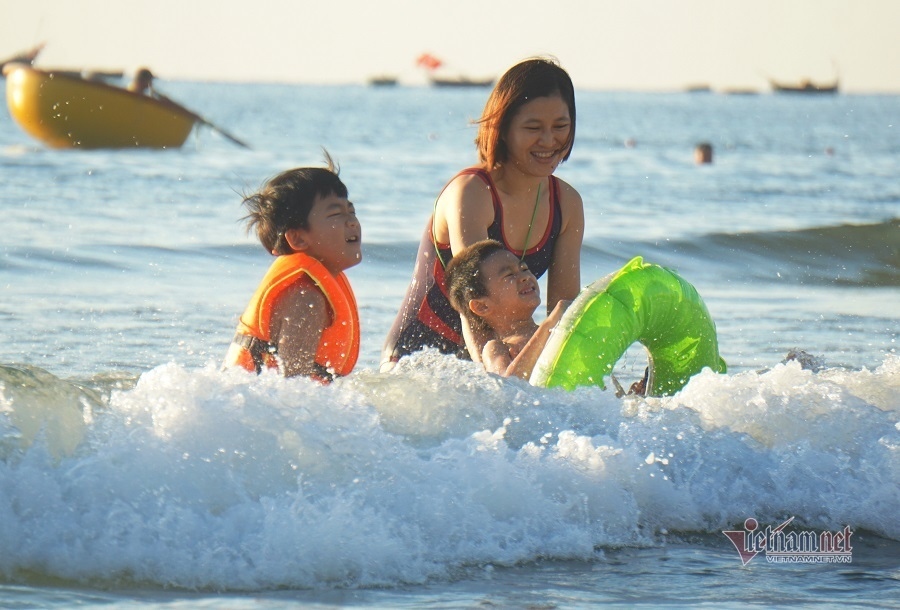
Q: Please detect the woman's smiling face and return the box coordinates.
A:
[502,94,572,177]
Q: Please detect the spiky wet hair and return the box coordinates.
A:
[241,151,347,254]
[444,239,507,333]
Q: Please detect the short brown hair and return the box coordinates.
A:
[475,58,576,170]
[445,240,507,333]
[241,152,347,254]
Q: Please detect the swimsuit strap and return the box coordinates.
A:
[520,181,541,261]
[432,168,545,267]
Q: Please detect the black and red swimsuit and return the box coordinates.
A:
[393,167,563,359]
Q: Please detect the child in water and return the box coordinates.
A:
[224,154,362,382]
[445,240,568,381]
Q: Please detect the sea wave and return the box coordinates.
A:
[700,218,899,287]
[1,354,897,590]
[590,218,900,288]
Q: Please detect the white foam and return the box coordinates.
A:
[1,354,897,589]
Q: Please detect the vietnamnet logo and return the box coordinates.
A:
[723,517,853,565]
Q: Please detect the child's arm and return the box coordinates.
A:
[462,315,492,363]
[481,339,514,376]
[270,280,330,378]
[484,301,571,381]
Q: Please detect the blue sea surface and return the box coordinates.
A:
[1,81,898,607]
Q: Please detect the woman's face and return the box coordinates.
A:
[502,94,571,177]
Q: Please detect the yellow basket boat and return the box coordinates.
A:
[4,64,197,149]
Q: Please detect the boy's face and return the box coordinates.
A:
[289,193,361,274]
[476,249,541,318]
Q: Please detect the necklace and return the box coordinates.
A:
[432,175,544,267]
[520,180,542,261]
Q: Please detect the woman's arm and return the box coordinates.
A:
[546,182,584,313]
[381,224,435,369]
[439,175,496,254]
[438,175,497,362]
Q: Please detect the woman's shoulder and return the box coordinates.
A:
[445,167,493,191]
[550,175,585,233]
[552,175,584,211]
[437,168,496,209]
[552,175,582,200]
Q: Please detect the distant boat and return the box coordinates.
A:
[32,68,124,83]
[769,78,839,94]
[368,75,398,87]
[4,64,196,149]
[0,42,44,73]
[429,76,494,88]
[416,52,493,88]
[82,69,125,83]
[720,88,759,96]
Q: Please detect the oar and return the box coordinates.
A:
[154,90,251,149]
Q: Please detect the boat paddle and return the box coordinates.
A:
[154,89,251,149]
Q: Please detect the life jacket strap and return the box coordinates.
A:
[232,332,276,374]
[310,362,335,384]
[232,332,336,382]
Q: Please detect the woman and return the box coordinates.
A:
[382,57,585,368]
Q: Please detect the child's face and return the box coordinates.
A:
[292,193,361,274]
[478,249,540,317]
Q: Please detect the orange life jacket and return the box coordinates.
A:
[224,252,360,380]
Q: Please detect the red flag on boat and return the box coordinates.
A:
[416,53,443,71]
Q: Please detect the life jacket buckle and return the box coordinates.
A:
[232,332,275,374]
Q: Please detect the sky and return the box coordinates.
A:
[3,0,900,92]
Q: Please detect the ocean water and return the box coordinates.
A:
[1,81,898,607]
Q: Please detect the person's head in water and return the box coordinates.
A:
[475,58,576,171]
[694,142,713,164]
[129,68,155,94]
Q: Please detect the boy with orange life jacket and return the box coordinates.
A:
[224,154,362,381]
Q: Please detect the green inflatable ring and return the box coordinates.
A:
[531,256,727,396]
